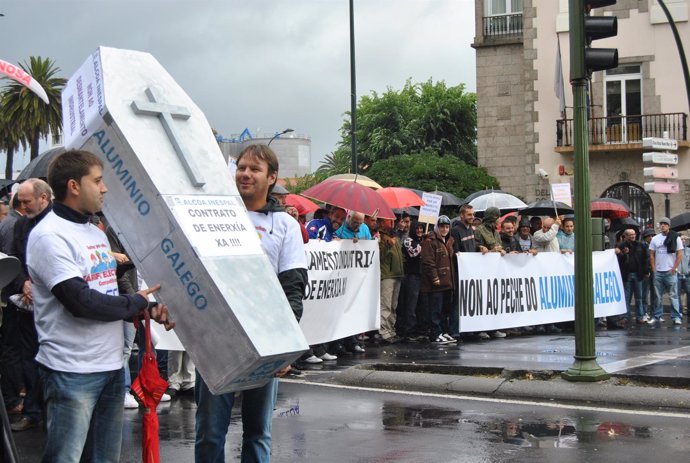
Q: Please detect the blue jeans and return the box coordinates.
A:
[653,271,682,321]
[624,272,646,321]
[123,322,136,390]
[195,371,277,463]
[39,366,124,463]
[677,275,690,312]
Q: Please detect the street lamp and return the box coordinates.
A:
[267,128,294,146]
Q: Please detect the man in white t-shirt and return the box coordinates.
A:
[195,144,308,463]
[648,217,684,325]
[27,150,174,462]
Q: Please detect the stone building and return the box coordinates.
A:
[218,130,312,179]
[472,0,689,226]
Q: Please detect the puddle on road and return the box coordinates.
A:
[381,403,463,429]
[476,417,652,448]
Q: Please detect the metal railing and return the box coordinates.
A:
[483,13,523,40]
[556,112,688,147]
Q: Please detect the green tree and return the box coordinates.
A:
[365,152,499,200]
[334,79,477,171]
[315,149,353,177]
[0,104,26,179]
[0,57,66,160]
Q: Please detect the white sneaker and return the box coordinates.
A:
[674,319,682,325]
[303,355,323,364]
[442,333,457,343]
[124,393,139,409]
[493,331,507,338]
[160,393,171,403]
[352,345,366,353]
[433,335,452,345]
[478,332,490,340]
[319,353,338,361]
[641,314,651,322]
[659,317,665,323]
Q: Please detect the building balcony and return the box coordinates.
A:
[482,13,523,40]
[555,112,688,153]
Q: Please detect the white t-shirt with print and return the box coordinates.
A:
[28,211,124,373]
[248,210,307,274]
[650,232,683,272]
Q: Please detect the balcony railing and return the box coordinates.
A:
[483,13,523,40]
[556,113,688,147]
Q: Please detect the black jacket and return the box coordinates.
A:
[616,240,650,279]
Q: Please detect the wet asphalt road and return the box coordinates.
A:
[12,380,690,462]
[11,323,690,461]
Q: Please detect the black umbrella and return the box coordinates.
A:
[406,188,463,207]
[16,146,66,181]
[520,200,574,216]
[393,207,419,217]
[611,216,641,232]
[671,212,690,232]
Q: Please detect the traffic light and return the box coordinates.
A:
[584,1,618,73]
[570,0,618,80]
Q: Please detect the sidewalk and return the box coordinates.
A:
[297,322,690,411]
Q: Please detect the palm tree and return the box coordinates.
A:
[0,95,26,179]
[0,56,66,160]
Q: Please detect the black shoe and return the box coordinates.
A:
[11,417,42,432]
[165,388,178,399]
[286,366,303,376]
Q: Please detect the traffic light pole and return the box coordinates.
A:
[562,0,610,382]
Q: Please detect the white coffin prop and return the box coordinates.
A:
[61,47,308,393]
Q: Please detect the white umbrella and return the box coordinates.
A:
[469,192,527,212]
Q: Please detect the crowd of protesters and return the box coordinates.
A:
[281,197,689,358]
[1,156,688,462]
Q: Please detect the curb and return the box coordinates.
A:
[333,364,690,411]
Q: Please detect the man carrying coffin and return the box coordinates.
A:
[27,150,174,462]
[195,144,308,463]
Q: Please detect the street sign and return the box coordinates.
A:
[642,137,678,151]
[644,182,680,194]
[643,167,678,179]
[642,152,678,164]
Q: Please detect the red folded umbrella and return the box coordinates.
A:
[377,187,426,209]
[131,311,168,463]
[301,179,396,219]
[285,194,320,216]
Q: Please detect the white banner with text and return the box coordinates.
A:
[299,240,381,345]
[457,250,626,332]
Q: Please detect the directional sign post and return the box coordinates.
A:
[642,135,680,217]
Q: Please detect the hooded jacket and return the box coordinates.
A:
[474,207,501,251]
[421,228,456,293]
[253,197,309,321]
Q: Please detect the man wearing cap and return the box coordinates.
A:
[421,215,457,344]
[648,217,683,325]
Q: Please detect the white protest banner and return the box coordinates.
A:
[551,183,572,206]
[299,240,380,345]
[457,249,626,332]
[419,192,442,225]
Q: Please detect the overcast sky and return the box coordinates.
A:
[1,0,476,173]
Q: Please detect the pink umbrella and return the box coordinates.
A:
[377,187,426,209]
[285,194,320,215]
[301,179,396,219]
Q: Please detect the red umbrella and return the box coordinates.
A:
[301,179,396,219]
[130,311,168,463]
[591,198,630,219]
[285,194,320,216]
[377,187,426,209]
